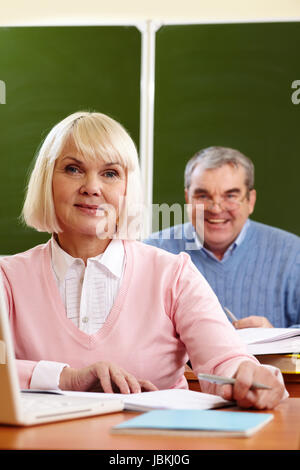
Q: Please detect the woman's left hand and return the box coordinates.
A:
[218,361,286,409]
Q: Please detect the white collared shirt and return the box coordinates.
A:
[30,238,124,390]
[50,237,124,335]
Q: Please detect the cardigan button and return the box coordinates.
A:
[82,316,89,323]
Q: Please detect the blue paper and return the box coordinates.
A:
[113,409,273,436]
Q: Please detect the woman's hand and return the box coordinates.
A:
[217,361,286,409]
[59,361,158,394]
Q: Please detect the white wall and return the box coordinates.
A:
[1,0,300,25]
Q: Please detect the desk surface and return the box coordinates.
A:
[0,397,299,450]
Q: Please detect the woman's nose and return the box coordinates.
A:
[79,174,102,196]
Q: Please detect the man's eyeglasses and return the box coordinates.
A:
[192,193,249,211]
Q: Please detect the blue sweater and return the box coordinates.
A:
[144,220,300,328]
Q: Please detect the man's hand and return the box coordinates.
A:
[217,361,286,409]
[59,361,158,394]
[234,315,273,329]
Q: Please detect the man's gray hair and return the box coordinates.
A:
[184,146,255,191]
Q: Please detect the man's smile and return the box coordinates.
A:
[206,218,228,224]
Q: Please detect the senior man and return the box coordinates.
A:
[145,146,300,328]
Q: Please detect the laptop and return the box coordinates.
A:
[0,273,123,426]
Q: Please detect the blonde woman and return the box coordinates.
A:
[0,111,286,409]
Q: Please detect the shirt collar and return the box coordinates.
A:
[51,237,124,282]
[232,218,250,247]
[194,219,250,261]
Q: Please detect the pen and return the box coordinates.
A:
[198,373,272,390]
[224,307,238,323]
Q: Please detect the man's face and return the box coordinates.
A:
[185,163,256,259]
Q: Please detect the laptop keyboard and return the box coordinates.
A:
[21,392,104,412]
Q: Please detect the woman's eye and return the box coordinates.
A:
[104,170,118,178]
[65,165,81,175]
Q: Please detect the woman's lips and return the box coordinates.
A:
[74,203,104,216]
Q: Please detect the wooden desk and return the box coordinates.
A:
[284,381,300,397]
[0,398,299,450]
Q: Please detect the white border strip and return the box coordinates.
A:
[139,20,162,237]
[0,19,143,27]
[155,17,300,26]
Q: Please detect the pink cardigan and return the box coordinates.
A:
[0,240,257,391]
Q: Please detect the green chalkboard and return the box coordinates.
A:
[0,25,141,254]
[153,22,300,235]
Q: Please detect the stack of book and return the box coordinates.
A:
[237,328,300,380]
[255,353,300,379]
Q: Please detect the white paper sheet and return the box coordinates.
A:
[60,388,233,411]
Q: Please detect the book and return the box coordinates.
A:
[256,353,300,374]
[237,328,300,355]
[112,409,273,437]
[61,388,233,411]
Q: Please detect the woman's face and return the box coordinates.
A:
[52,138,127,240]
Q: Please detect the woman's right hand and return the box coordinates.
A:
[59,361,158,394]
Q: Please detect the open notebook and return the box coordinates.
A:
[0,272,123,426]
[58,388,234,411]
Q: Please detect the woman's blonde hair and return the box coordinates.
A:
[22,111,143,239]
